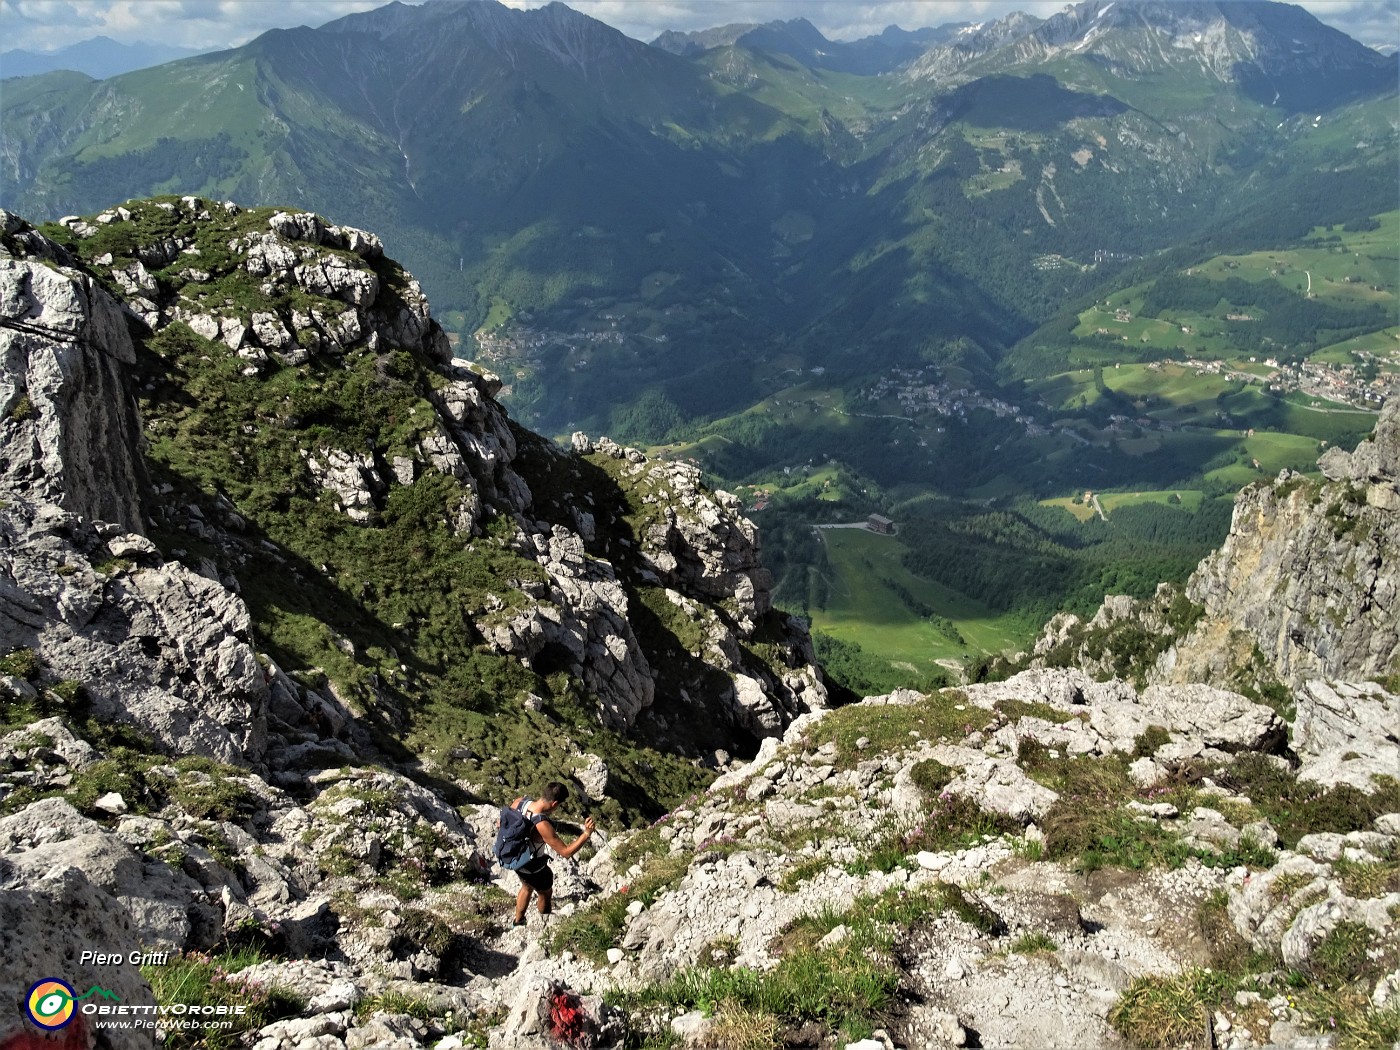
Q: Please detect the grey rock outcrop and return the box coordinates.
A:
[1291,679,1400,791]
[960,669,1286,762]
[0,844,158,1050]
[1,211,146,530]
[0,496,269,765]
[4,198,825,748]
[489,524,656,729]
[0,798,217,949]
[1163,399,1398,687]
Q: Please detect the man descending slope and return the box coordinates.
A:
[496,781,595,926]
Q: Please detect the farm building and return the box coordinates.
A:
[867,514,896,535]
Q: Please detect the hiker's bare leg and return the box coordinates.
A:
[536,888,552,914]
[515,885,532,922]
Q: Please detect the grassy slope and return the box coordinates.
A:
[808,527,1025,667]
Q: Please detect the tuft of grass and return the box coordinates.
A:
[1132,725,1172,757]
[8,393,35,421]
[707,1000,782,1050]
[168,769,259,822]
[1110,968,1231,1048]
[1197,890,1276,977]
[1215,758,1400,848]
[1010,932,1058,954]
[354,990,439,1025]
[804,691,995,770]
[0,648,41,680]
[894,793,1023,858]
[1333,853,1400,900]
[612,885,950,1043]
[940,883,1006,937]
[143,949,303,1050]
[994,698,1075,725]
[610,826,670,872]
[1305,922,1375,986]
[777,856,831,892]
[909,758,955,795]
[1333,1001,1400,1050]
[1028,749,1276,873]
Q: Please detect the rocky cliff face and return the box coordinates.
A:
[1,212,147,530]
[1162,398,1399,690]
[1017,402,1398,705]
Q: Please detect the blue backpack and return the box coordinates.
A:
[493,800,540,870]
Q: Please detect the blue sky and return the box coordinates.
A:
[2,0,1396,54]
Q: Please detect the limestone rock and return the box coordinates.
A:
[1167,400,1399,687]
[0,798,216,950]
[1292,679,1400,791]
[0,848,158,1050]
[0,497,269,765]
[1,217,146,530]
[963,669,1283,761]
[576,754,610,799]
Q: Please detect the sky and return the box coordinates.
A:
[2,0,1397,55]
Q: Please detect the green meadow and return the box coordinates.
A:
[1192,211,1399,303]
[807,527,1026,669]
[1058,211,1397,371]
[1041,490,1207,522]
[1100,490,1205,513]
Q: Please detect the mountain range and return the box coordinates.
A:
[0,36,208,80]
[2,0,1394,442]
[652,16,961,75]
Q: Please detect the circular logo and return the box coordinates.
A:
[26,978,77,1030]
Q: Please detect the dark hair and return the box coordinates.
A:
[541,782,569,804]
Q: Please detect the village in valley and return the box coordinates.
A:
[855,366,1050,436]
[473,321,630,370]
[854,354,1393,446]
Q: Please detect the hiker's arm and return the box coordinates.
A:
[536,817,596,859]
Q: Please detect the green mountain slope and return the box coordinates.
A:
[5,0,1393,442]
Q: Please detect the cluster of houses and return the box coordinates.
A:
[857,366,1046,435]
[1279,358,1394,408]
[1146,355,1393,410]
[473,323,626,369]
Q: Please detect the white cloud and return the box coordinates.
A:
[3,0,1394,55]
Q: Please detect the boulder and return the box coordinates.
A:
[0,798,215,949]
[0,853,158,1050]
[1293,680,1400,792]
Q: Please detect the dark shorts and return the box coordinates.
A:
[516,855,553,896]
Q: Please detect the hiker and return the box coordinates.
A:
[498,781,595,926]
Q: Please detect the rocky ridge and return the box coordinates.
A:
[3,661,1394,1048]
[0,198,826,765]
[1166,398,1400,689]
